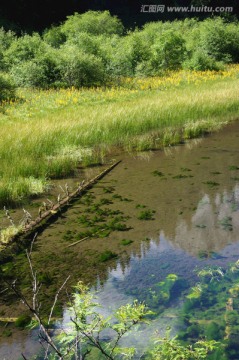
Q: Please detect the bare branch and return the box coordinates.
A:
[48,275,70,326]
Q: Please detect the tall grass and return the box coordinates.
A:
[0,66,239,206]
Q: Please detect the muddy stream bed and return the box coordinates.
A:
[1,121,239,359]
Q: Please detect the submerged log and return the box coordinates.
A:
[4,160,121,245]
[24,160,121,233]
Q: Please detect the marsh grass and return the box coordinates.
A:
[0,67,239,205]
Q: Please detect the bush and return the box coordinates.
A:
[57,47,105,87]
[4,33,46,68]
[61,11,124,37]
[43,26,66,48]
[0,27,15,50]
[0,73,16,102]
[184,50,224,71]
[151,31,187,71]
[11,60,48,87]
[199,18,239,63]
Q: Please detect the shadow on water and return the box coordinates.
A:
[1,121,239,358]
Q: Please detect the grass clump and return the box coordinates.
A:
[99,250,117,262]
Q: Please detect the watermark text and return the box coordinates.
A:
[140,4,233,13]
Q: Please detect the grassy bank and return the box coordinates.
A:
[0,66,239,207]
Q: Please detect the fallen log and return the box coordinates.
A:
[2,160,121,246]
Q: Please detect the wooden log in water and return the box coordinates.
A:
[6,160,121,243]
[24,160,121,233]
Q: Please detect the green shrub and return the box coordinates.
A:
[57,46,105,87]
[4,33,46,68]
[151,31,187,71]
[0,72,16,102]
[199,18,239,63]
[11,60,48,88]
[184,50,224,71]
[43,26,66,48]
[61,11,124,37]
[0,27,15,50]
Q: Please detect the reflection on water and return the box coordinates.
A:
[1,121,239,358]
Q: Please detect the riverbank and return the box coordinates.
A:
[0,66,239,208]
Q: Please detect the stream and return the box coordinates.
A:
[1,121,239,359]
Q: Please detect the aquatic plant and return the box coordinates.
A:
[99,250,117,262]
[121,239,133,246]
[137,209,155,220]
[202,180,220,188]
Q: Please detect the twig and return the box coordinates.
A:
[66,237,89,248]
[48,275,70,326]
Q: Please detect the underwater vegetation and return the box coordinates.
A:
[177,261,239,359]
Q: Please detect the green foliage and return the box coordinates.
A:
[0,27,15,51]
[184,50,224,71]
[57,46,105,87]
[61,11,124,37]
[56,282,152,359]
[43,26,66,48]
[199,18,239,63]
[4,33,46,68]
[11,59,48,87]
[151,31,186,71]
[0,72,16,102]
[150,331,219,359]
